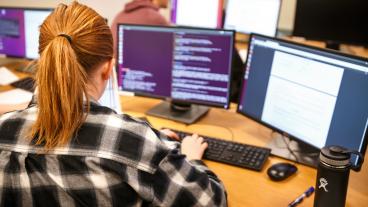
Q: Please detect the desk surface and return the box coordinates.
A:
[120,95,368,207]
[1,38,368,206]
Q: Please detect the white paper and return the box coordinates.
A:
[0,89,32,104]
[0,67,19,85]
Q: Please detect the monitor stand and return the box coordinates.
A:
[325,41,340,51]
[146,101,209,124]
[266,133,320,168]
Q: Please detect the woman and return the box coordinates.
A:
[0,2,227,206]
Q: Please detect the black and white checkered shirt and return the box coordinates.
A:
[0,99,227,206]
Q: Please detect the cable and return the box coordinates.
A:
[271,131,319,164]
[280,134,300,163]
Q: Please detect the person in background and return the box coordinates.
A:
[0,2,227,206]
[111,0,170,54]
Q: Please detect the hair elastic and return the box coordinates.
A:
[58,33,72,43]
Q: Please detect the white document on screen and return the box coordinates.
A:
[261,51,344,148]
[224,0,281,36]
[24,10,51,59]
[175,0,220,28]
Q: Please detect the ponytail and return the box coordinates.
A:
[31,2,113,148]
[31,36,89,148]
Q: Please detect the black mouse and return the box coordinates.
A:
[267,162,297,181]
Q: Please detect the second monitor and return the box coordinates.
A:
[237,34,368,168]
[0,7,52,59]
[116,24,234,123]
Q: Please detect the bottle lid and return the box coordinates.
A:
[320,146,351,167]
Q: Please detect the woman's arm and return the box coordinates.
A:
[150,135,227,206]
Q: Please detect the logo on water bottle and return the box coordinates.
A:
[319,178,329,192]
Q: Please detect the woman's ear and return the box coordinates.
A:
[102,58,115,81]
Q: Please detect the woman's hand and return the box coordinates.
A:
[181,134,208,161]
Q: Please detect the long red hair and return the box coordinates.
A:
[31,2,113,148]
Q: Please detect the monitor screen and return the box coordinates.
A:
[116,24,234,109]
[171,0,223,29]
[238,34,368,166]
[224,0,281,36]
[0,7,52,59]
[293,0,368,46]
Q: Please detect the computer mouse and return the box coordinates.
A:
[267,162,297,181]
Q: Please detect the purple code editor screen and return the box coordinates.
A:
[117,25,233,108]
[0,8,26,57]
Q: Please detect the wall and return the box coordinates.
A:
[278,0,296,31]
[0,0,296,31]
[0,0,127,26]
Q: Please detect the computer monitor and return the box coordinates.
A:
[116,24,234,123]
[224,0,281,36]
[237,34,368,169]
[170,0,224,29]
[293,0,368,49]
[0,7,52,59]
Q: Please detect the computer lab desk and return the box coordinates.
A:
[1,41,367,206]
[119,95,368,207]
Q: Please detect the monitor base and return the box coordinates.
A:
[266,133,320,168]
[326,41,340,51]
[146,101,209,124]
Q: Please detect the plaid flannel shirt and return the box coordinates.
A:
[0,99,227,206]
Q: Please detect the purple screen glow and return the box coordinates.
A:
[0,8,26,57]
[117,25,233,108]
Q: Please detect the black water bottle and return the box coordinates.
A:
[314,146,364,207]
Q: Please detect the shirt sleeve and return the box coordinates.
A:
[153,128,181,150]
[150,148,228,206]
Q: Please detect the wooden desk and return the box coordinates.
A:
[120,95,368,207]
[1,40,367,206]
[0,59,31,92]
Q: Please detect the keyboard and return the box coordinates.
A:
[167,128,271,171]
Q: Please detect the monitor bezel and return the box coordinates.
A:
[0,6,53,60]
[236,33,368,168]
[223,0,283,37]
[116,23,235,110]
